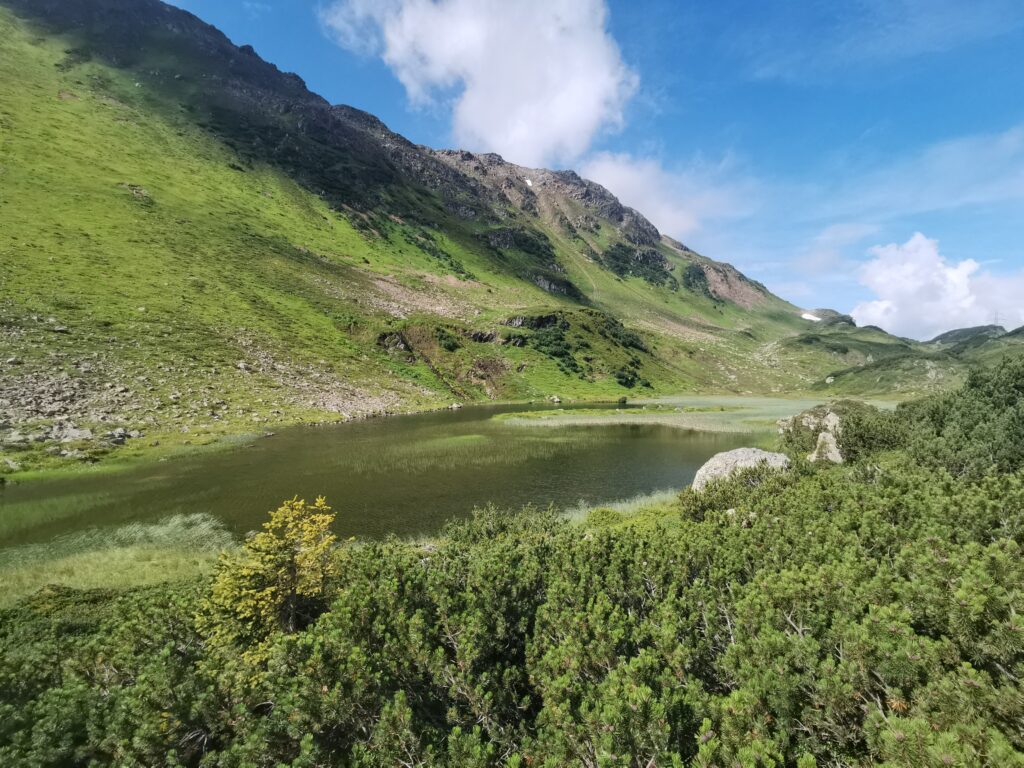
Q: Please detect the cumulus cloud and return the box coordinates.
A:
[580,152,757,239]
[851,232,1024,339]
[320,0,637,167]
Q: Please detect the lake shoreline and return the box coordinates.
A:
[0,391,848,487]
[0,394,845,605]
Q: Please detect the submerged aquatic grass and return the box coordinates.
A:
[341,426,616,476]
[0,513,235,606]
[0,488,122,541]
[495,397,823,434]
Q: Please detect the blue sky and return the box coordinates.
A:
[169,0,1024,338]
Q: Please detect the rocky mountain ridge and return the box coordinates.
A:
[6,0,773,307]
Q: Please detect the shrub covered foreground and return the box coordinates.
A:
[2,361,1024,766]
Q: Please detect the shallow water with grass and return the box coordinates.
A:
[0,401,812,551]
[0,513,232,605]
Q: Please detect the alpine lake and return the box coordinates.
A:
[0,397,824,548]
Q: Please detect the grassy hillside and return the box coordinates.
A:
[813,323,1024,398]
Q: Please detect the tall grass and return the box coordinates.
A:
[562,489,682,523]
[0,514,235,606]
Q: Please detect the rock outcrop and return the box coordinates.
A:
[778,403,848,464]
[692,448,790,491]
[809,431,843,464]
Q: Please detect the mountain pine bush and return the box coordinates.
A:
[2,362,1023,765]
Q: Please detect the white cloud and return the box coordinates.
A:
[851,232,1024,339]
[580,151,757,239]
[320,0,637,167]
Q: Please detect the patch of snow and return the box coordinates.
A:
[524,178,533,187]
[801,312,822,322]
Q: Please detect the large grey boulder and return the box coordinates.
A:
[51,424,93,443]
[692,448,790,491]
[1,431,28,447]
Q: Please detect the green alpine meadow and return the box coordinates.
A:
[1,0,1022,765]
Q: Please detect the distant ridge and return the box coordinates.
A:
[930,325,1007,345]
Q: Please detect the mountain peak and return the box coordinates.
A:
[428,148,663,247]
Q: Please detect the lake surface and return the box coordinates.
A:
[0,403,759,546]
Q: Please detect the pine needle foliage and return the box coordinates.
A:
[2,362,1024,765]
[199,496,337,652]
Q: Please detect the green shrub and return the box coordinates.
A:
[3,366,1024,766]
[836,403,906,462]
[901,357,1024,478]
[436,326,462,352]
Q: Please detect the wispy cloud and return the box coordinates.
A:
[728,0,1024,81]
[811,126,1024,223]
[319,0,637,167]
[580,151,758,239]
[242,1,271,20]
[793,222,879,274]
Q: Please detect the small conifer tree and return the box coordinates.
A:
[200,496,337,651]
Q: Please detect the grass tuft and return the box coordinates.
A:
[0,513,235,606]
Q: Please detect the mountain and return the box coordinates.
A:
[0,0,998,473]
[812,323,1024,397]
[930,325,1007,347]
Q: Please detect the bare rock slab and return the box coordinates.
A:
[809,431,843,464]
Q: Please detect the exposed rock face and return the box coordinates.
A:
[700,263,769,308]
[779,404,847,463]
[52,424,94,443]
[809,431,843,464]
[692,448,790,491]
[430,150,662,247]
[533,275,578,296]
